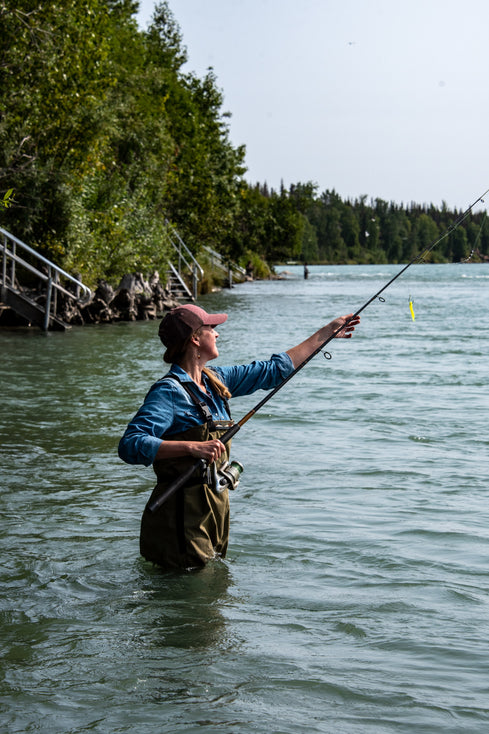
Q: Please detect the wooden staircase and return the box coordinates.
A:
[163,222,245,300]
[166,261,194,302]
[0,227,91,331]
[164,220,203,302]
[1,283,69,331]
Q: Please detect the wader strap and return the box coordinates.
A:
[162,373,231,423]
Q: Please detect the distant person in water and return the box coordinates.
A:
[118,303,360,571]
[304,263,309,279]
[245,260,254,279]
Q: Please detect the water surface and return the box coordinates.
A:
[1,264,489,733]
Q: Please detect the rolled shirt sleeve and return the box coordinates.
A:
[118,380,177,467]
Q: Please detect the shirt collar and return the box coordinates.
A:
[168,364,212,396]
[168,364,192,381]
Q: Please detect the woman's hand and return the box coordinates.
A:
[286,313,361,368]
[330,313,361,338]
[187,438,226,463]
[155,437,226,462]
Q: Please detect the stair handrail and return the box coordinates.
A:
[165,219,204,278]
[1,226,91,329]
[202,245,246,277]
[1,226,91,298]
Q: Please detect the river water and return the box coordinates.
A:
[1,263,488,733]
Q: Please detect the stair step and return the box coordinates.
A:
[1,285,69,331]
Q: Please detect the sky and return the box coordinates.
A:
[136,0,489,212]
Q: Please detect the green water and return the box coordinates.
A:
[1,264,489,733]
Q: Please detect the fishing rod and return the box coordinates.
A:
[146,187,489,514]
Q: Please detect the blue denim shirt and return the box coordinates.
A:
[118,352,294,466]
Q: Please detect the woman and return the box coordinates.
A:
[119,303,360,570]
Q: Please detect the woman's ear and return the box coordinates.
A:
[190,331,201,348]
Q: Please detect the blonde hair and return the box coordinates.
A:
[202,367,231,399]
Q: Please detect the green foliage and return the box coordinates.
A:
[300,215,319,263]
[0,0,244,285]
[239,250,271,279]
[1,189,14,208]
[0,0,121,239]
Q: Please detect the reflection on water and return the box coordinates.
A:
[137,561,235,651]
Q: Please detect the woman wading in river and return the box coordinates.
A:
[118,304,360,570]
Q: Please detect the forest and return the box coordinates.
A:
[1,0,488,289]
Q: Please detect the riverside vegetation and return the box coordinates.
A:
[1,0,488,297]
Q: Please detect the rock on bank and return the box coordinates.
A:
[0,272,180,329]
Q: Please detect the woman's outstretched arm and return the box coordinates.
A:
[286,314,360,368]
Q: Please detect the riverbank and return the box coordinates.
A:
[0,266,286,330]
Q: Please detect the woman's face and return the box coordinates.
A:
[197,325,219,361]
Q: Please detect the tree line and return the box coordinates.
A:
[283,184,489,265]
[1,0,487,290]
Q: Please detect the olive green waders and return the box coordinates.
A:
[140,421,233,570]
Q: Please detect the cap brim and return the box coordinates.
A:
[202,312,227,326]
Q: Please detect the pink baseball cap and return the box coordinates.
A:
[158,304,228,347]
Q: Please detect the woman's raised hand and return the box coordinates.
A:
[330,313,361,338]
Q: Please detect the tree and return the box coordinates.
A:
[317,191,346,262]
[447,226,468,262]
[261,188,303,262]
[340,202,361,262]
[0,0,123,243]
[300,214,319,262]
[415,213,440,261]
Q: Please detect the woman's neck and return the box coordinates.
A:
[177,356,206,391]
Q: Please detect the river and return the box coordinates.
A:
[1,263,489,733]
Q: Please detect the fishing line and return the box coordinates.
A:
[147,186,489,513]
[461,209,486,262]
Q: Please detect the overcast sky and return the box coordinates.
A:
[137,0,489,212]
